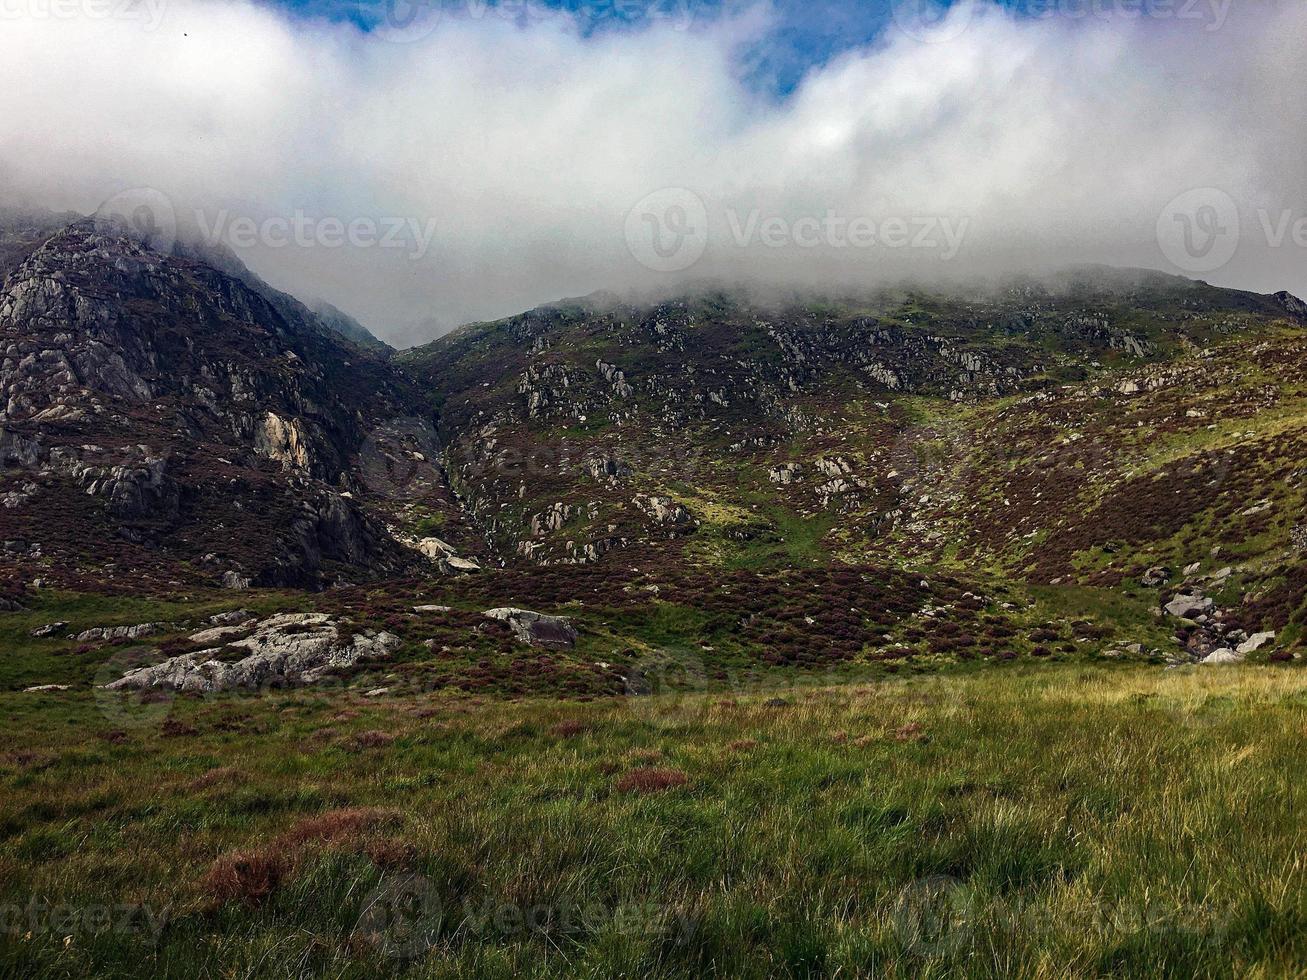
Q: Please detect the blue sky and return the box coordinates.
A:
[282,0,923,96]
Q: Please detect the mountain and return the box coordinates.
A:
[0,216,445,590]
[1,211,1304,662]
[309,300,390,353]
[398,276,1305,576]
[0,205,81,280]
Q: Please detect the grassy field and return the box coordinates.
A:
[2,661,1304,978]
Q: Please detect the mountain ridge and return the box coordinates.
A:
[1,213,1304,663]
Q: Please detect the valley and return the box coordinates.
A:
[1,211,1304,977]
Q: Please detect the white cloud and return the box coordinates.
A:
[1,0,1303,344]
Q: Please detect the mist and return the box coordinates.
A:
[1,0,1304,345]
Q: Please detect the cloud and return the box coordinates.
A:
[0,0,1303,344]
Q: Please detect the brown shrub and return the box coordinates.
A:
[3,750,55,770]
[352,730,396,749]
[203,848,287,905]
[280,807,400,847]
[364,837,416,870]
[616,767,689,794]
[893,722,926,742]
[550,719,589,738]
[161,718,198,738]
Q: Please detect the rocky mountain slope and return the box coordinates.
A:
[2,212,1305,670]
[0,216,453,590]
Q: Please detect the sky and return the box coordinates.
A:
[0,0,1304,345]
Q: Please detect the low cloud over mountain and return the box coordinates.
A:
[2,0,1304,342]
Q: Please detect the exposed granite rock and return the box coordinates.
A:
[73,622,168,643]
[102,612,400,692]
[483,607,577,648]
[1164,594,1213,619]
[1236,631,1275,656]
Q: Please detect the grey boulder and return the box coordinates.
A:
[483,607,577,648]
[102,612,400,693]
[1164,594,1213,619]
[1235,631,1275,656]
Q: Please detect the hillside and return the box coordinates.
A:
[393,278,1307,658]
[0,218,433,589]
[2,220,1305,980]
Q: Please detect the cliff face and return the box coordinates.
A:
[0,219,431,589]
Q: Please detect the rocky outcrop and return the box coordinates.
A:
[0,218,429,589]
[1164,594,1213,619]
[769,463,802,485]
[483,607,577,648]
[102,612,400,692]
[1141,566,1170,587]
[73,622,168,643]
[1236,631,1275,655]
[633,494,692,526]
[1200,648,1242,665]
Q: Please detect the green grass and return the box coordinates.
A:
[2,663,1304,978]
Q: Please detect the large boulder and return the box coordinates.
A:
[1200,648,1243,665]
[101,612,400,692]
[1236,631,1276,656]
[439,556,481,575]
[483,607,577,648]
[1164,594,1213,619]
